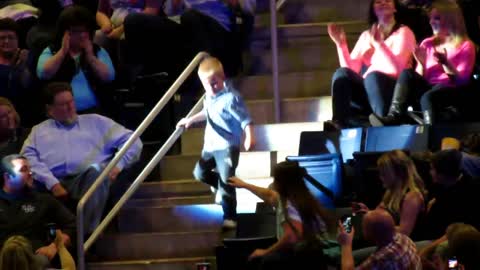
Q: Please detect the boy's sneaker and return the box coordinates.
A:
[222,219,237,230]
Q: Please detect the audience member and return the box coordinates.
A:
[324,0,416,130]
[229,161,333,270]
[370,0,476,126]
[419,222,477,270]
[0,232,76,270]
[36,5,115,113]
[423,149,480,239]
[0,98,29,158]
[0,154,76,268]
[0,0,39,49]
[21,82,142,234]
[353,150,426,238]
[177,57,255,229]
[0,18,32,112]
[124,0,244,78]
[448,230,480,270]
[338,209,421,270]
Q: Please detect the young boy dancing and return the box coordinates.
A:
[177,57,255,229]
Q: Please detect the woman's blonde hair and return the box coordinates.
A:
[378,150,426,213]
[431,0,468,43]
[0,97,20,128]
[0,236,40,270]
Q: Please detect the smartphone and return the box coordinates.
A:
[342,216,352,233]
[46,223,56,242]
[448,257,459,270]
[196,262,210,270]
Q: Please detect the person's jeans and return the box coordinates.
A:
[331,68,396,123]
[193,147,240,220]
[60,165,109,234]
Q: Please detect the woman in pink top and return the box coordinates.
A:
[370,0,476,126]
[324,0,416,130]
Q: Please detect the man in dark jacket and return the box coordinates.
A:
[0,154,75,265]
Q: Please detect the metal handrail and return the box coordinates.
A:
[270,0,280,123]
[76,51,209,270]
[276,0,287,11]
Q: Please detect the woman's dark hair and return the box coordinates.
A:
[273,161,333,237]
[53,5,96,50]
[368,0,403,27]
[461,133,480,155]
[0,18,19,37]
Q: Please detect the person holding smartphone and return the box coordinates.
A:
[37,5,115,114]
[338,208,421,270]
[353,150,426,238]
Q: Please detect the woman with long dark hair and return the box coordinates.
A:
[228,161,333,269]
[324,0,416,130]
[36,5,115,113]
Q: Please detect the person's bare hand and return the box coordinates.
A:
[81,38,94,58]
[51,183,68,200]
[60,32,70,55]
[108,166,122,182]
[370,24,385,48]
[36,243,58,260]
[248,248,268,260]
[228,176,248,189]
[176,117,193,129]
[337,220,355,246]
[101,23,113,35]
[433,48,448,65]
[328,23,346,46]
[14,49,28,67]
[106,26,123,40]
[413,46,427,67]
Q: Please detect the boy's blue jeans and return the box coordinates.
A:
[193,146,240,220]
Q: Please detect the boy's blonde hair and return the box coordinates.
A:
[198,57,225,78]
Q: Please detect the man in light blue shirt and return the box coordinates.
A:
[21,82,142,233]
[177,57,254,229]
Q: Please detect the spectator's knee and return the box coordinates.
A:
[332,67,355,82]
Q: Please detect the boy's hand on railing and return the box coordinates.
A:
[176,117,193,129]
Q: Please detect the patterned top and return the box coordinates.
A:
[357,233,421,270]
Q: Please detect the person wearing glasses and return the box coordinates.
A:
[36,5,115,114]
[0,18,32,118]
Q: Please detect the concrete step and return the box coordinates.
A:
[88,257,216,270]
[125,195,214,208]
[95,231,222,261]
[132,180,211,199]
[234,70,332,100]
[117,204,223,233]
[181,122,323,154]
[246,96,332,125]
[246,22,364,75]
[159,151,276,180]
[255,0,369,24]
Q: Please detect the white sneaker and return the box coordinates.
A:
[222,219,237,230]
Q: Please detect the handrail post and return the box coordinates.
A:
[76,52,209,270]
[270,0,280,123]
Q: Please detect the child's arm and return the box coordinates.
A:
[176,111,206,129]
[244,124,255,151]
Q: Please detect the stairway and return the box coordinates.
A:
[87,1,369,269]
